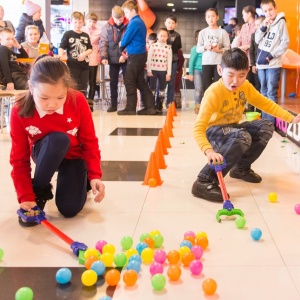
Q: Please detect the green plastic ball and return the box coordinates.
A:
[15,287,34,300]
[114,252,127,267]
[151,274,166,291]
[121,236,133,250]
[140,232,151,243]
[0,248,4,260]
[235,216,246,229]
[153,234,164,248]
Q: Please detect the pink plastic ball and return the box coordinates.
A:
[191,245,204,260]
[189,260,203,275]
[184,231,196,239]
[295,204,300,215]
[154,250,167,264]
[95,240,107,253]
[150,262,164,276]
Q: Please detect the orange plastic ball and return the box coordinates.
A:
[167,265,182,281]
[181,251,195,267]
[143,237,155,248]
[85,255,99,270]
[167,250,180,265]
[105,269,121,286]
[123,269,138,287]
[183,235,195,246]
[148,178,157,187]
[202,278,217,295]
[195,236,209,250]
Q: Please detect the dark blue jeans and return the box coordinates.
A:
[109,63,127,107]
[198,119,274,182]
[166,61,177,105]
[32,132,88,217]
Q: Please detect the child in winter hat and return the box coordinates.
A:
[24,0,41,17]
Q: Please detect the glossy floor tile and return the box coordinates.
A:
[1,96,300,299]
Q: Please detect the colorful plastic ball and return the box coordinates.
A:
[235,216,246,229]
[150,262,164,276]
[128,254,142,264]
[196,231,208,239]
[120,236,133,250]
[123,269,138,287]
[167,265,182,281]
[268,192,278,203]
[151,274,166,291]
[141,248,154,263]
[167,250,180,264]
[149,229,161,237]
[95,240,107,253]
[15,287,34,300]
[136,242,148,255]
[189,260,203,275]
[251,228,262,241]
[181,251,195,267]
[183,235,195,246]
[125,248,138,259]
[140,232,151,242]
[143,237,155,248]
[127,260,141,273]
[81,270,98,287]
[153,234,164,248]
[0,248,4,260]
[154,250,167,264]
[56,268,72,284]
[202,278,217,295]
[84,247,100,259]
[91,260,106,276]
[294,204,300,214]
[85,255,99,270]
[105,269,121,286]
[102,243,116,255]
[179,245,191,259]
[191,245,204,260]
[180,240,193,249]
[148,178,157,187]
[99,296,112,300]
[114,252,127,267]
[100,252,114,267]
[184,230,196,239]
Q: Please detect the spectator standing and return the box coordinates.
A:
[0,5,15,33]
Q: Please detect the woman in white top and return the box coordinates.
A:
[196,8,230,92]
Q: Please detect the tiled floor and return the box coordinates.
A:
[1,94,300,299]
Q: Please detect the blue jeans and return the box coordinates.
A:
[258,68,281,123]
[197,119,274,182]
[166,61,177,105]
[193,69,204,104]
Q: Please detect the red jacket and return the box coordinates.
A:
[10,89,102,203]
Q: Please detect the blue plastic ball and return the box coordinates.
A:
[180,240,193,249]
[56,268,72,284]
[136,242,148,255]
[251,228,262,241]
[128,254,142,264]
[99,296,112,300]
[127,260,141,273]
[91,260,106,276]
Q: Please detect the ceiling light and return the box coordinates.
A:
[183,7,197,10]
[167,3,174,6]
[182,1,198,3]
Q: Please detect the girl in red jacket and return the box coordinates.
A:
[10,56,105,226]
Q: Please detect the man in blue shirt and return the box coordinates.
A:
[118,0,156,115]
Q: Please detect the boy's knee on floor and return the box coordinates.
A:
[58,207,81,218]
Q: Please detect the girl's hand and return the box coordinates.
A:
[147,71,153,77]
[13,38,21,49]
[90,179,105,203]
[205,149,223,165]
[77,53,86,61]
[292,114,300,124]
[166,74,171,81]
[20,201,38,216]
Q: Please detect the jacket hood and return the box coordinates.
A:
[271,12,285,26]
[107,16,129,27]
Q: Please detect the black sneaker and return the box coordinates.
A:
[137,108,157,115]
[191,178,223,202]
[117,109,136,115]
[107,106,117,112]
[229,168,262,183]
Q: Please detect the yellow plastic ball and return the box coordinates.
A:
[84,248,100,259]
[178,246,191,260]
[125,248,138,259]
[196,231,208,239]
[141,248,154,263]
[102,243,116,255]
[81,270,98,286]
[149,229,161,237]
[268,192,278,203]
[100,252,114,267]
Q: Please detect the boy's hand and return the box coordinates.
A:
[166,74,171,81]
[77,53,86,61]
[102,59,108,65]
[90,179,105,203]
[20,201,38,216]
[205,149,223,165]
[292,114,300,124]
[187,75,193,82]
[13,38,21,49]
[6,82,14,91]
[252,66,257,74]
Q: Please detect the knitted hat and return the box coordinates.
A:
[24,0,41,17]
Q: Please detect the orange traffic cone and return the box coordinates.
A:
[158,130,168,155]
[142,152,163,186]
[162,125,171,148]
[167,105,174,122]
[172,101,177,116]
[164,121,174,138]
[154,139,167,169]
[165,109,173,129]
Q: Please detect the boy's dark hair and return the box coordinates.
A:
[260,0,276,7]
[17,56,75,117]
[157,28,168,35]
[230,17,238,25]
[243,6,256,18]
[221,48,249,71]
[195,29,201,39]
[0,27,13,35]
[166,14,177,23]
[205,8,219,16]
[148,32,157,41]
